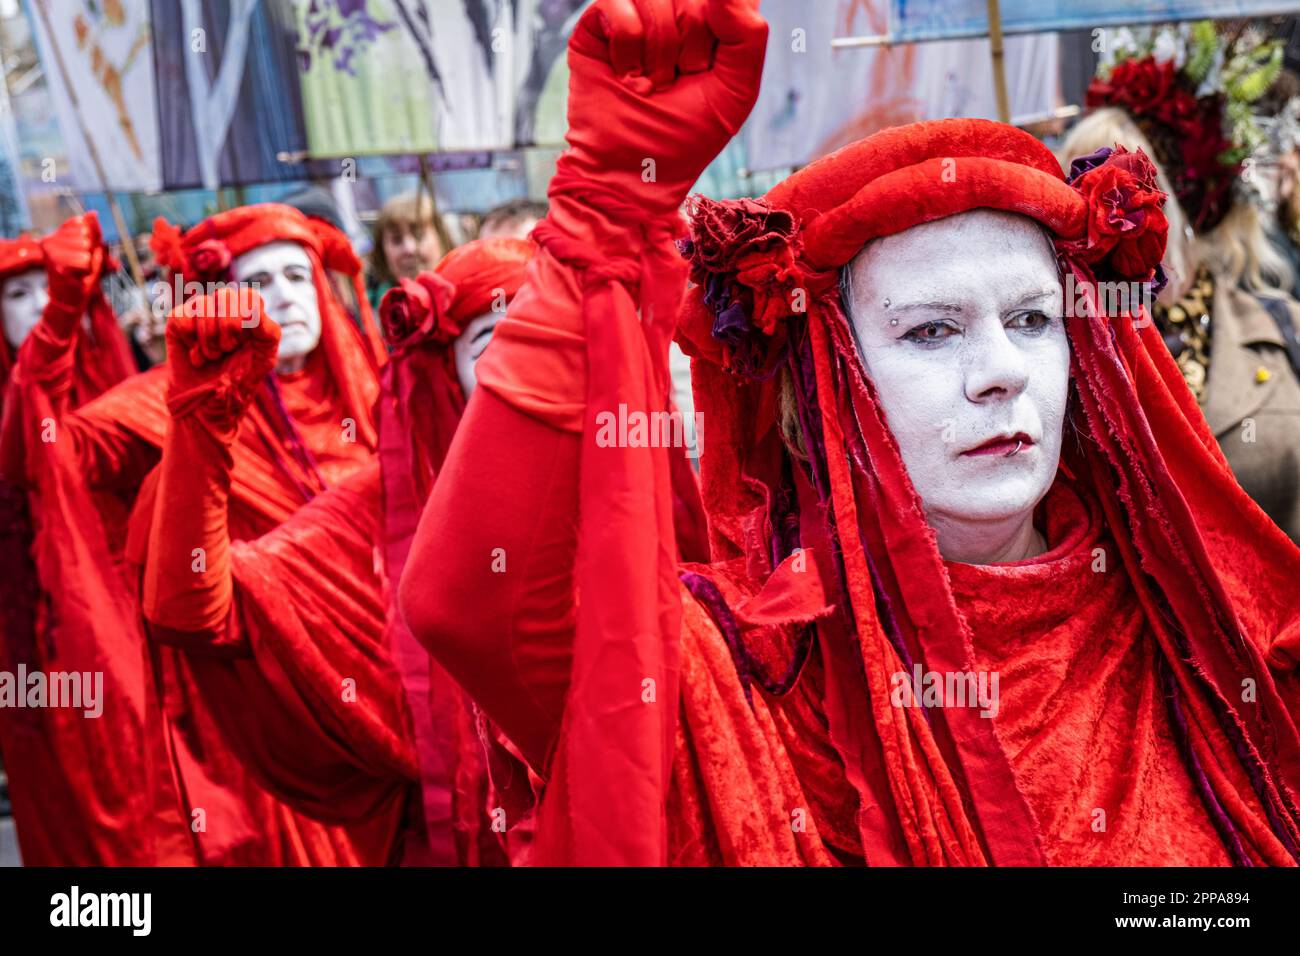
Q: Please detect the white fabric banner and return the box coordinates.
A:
[744,0,1060,172]
[26,0,161,193]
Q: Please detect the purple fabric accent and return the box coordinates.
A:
[1151,261,1169,297]
[1159,655,1251,865]
[698,271,788,379]
[680,570,812,704]
[704,273,747,343]
[681,571,754,705]
[1066,146,1113,185]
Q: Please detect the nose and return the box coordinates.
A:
[33,286,50,313]
[963,318,1029,403]
[260,275,292,314]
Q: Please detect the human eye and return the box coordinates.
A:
[285,266,311,283]
[902,319,959,346]
[1006,310,1055,334]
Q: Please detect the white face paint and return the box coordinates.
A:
[2,268,50,350]
[232,240,321,364]
[845,210,1070,565]
[452,311,503,398]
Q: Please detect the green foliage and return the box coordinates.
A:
[1225,42,1282,103]
[1183,20,1219,86]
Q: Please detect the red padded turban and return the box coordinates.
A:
[0,235,44,280]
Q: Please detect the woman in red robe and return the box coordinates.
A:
[0,216,144,865]
[2,203,391,864]
[398,0,1300,866]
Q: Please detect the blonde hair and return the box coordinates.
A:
[1057,107,1293,297]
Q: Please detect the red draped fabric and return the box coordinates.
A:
[140,238,539,866]
[0,231,149,865]
[1,205,387,864]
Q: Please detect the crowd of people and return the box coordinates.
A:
[2,1,1300,867]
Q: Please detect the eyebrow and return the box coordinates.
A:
[886,288,1059,315]
[886,301,964,315]
[1012,288,1061,306]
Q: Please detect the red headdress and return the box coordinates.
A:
[666,117,1300,866]
[150,203,385,450]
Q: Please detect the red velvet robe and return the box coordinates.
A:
[0,289,142,865]
[1,349,383,865]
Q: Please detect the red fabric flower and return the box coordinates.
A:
[1086,57,1177,120]
[189,239,233,279]
[1058,146,1168,281]
[380,271,456,349]
[684,196,820,336]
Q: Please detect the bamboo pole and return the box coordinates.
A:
[986,0,1011,124]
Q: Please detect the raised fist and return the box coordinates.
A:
[164,286,280,429]
[39,212,107,337]
[560,0,768,221]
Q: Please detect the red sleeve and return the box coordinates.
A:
[146,462,419,824]
[1,350,164,495]
[400,386,580,774]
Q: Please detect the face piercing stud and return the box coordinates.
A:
[1004,440,1023,457]
[890,318,899,326]
[883,297,891,307]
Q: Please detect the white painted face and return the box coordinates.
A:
[452,311,503,398]
[845,210,1070,564]
[2,268,50,350]
[232,240,321,362]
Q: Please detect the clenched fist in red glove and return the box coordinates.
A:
[554,0,767,229]
[164,286,280,434]
[39,212,108,340]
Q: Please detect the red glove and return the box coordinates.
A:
[14,213,111,395]
[164,286,280,439]
[38,212,107,340]
[475,0,768,426]
[551,0,768,236]
[144,288,279,637]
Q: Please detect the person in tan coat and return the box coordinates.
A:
[1063,49,1300,543]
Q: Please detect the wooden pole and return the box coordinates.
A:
[32,0,145,286]
[986,0,1011,124]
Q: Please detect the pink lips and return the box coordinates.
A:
[962,432,1034,457]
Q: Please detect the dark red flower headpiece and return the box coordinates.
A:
[1086,55,1237,232]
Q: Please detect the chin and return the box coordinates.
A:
[925,474,1054,524]
[277,336,315,362]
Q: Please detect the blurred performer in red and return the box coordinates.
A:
[400,0,1300,866]
[140,238,535,866]
[0,217,143,864]
[2,203,391,864]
